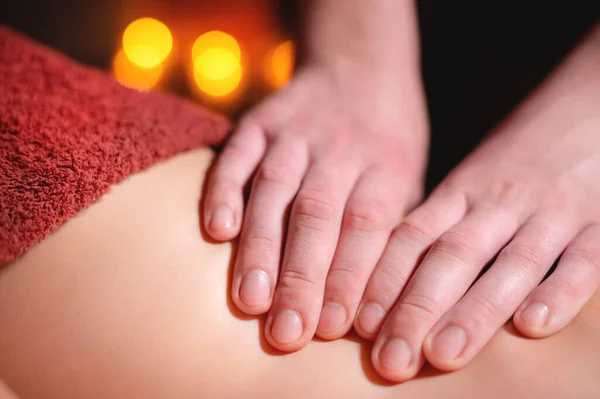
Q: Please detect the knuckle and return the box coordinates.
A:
[397,293,441,319]
[566,246,600,272]
[499,242,545,274]
[278,268,318,292]
[294,192,337,228]
[430,229,476,263]
[462,295,501,324]
[328,265,361,282]
[326,267,363,297]
[243,234,279,258]
[392,219,436,246]
[344,199,392,234]
[255,163,296,189]
[374,262,409,292]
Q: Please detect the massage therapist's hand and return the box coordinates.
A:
[363,23,600,382]
[203,62,428,350]
[203,0,428,351]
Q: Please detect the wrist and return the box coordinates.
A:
[298,0,421,83]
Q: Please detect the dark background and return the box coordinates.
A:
[1,0,598,191]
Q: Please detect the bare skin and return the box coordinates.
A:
[1,148,599,398]
[362,23,600,381]
[0,382,18,399]
[203,0,429,351]
[204,0,599,382]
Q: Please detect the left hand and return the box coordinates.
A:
[358,23,600,382]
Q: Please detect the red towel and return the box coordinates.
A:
[0,25,231,263]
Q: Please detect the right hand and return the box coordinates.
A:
[202,62,429,352]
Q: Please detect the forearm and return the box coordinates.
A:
[498,21,600,144]
[299,0,421,84]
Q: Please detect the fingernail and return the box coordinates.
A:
[317,302,347,334]
[271,310,303,344]
[239,270,271,308]
[431,325,467,360]
[379,338,412,371]
[520,302,549,329]
[357,302,385,335]
[209,205,233,231]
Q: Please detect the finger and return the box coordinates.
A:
[372,200,525,382]
[354,184,468,340]
[231,135,309,315]
[265,160,358,351]
[316,167,406,339]
[514,223,600,338]
[423,213,577,370]
[203,121,266,240]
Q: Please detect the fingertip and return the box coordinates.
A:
[205,204,241,240]
[353,302,386,341]
[512,303,554,339]
[371,337,420,382]
[264,309,311,352]
[315,302,351,340]
[422,331,465,372]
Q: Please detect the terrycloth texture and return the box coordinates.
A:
[0,25,231,263]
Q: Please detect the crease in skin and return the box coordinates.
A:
[0,148,599,398]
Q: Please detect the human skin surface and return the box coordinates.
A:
[202,0,430,354]
[0,148,599,398]
[0,382,17,399]
[366,22,600,381]
[202,0,599,383]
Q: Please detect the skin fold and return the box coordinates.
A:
[1,148,599,398]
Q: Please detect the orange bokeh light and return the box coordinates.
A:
[112,48,163,91]
[265,40,294,89]
[192,31,241,64]
[122,17,173,68]
[193,64,243,97]
[191,30,243,98]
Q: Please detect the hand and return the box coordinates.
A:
[203,62,429,351]
[361,24,600,382]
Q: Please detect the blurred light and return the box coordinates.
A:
[191,30,243,98]
[195,48,239,80]
[265,40,294,88]
[122,17,173,68]
[192,31,241,64]
[193,64,242,97]
[113,48,163,91]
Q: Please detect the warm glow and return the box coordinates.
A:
[194,48,239,80]
[113,48,163,91]
[191,30,243,98]
[193,64,242,97]
[192,31,241,64]
[122,17,173,68]
[266,40,294,88]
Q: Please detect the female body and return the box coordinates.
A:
[1,148,598,398]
